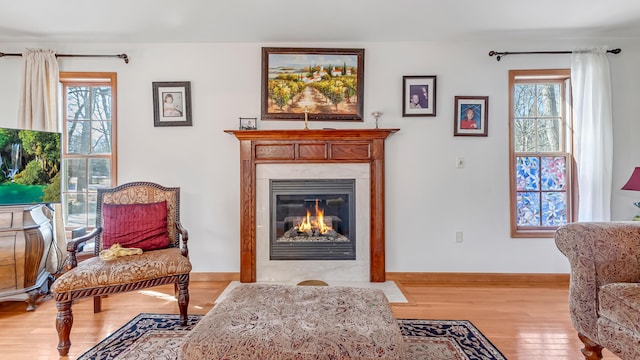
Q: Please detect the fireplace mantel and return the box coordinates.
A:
[226,128,399,282]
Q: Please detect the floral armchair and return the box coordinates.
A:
[51,182,192,356]
[555,222,640,360]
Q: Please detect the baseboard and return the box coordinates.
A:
[191,272,240,282]
[386,272,569,286]
[191,271,569,286]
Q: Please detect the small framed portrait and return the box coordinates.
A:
[402,75,436,117]
[454,96,488,137]
[152,81,192,127]
[239,117,257,130]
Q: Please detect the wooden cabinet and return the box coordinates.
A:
[0,205,53,310]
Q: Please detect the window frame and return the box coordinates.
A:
[59,72,118,230]
[508,69,576,238]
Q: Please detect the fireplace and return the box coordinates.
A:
[225,128,398,282]
[270,179,355,260]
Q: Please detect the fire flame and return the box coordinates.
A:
[296,199,331,234]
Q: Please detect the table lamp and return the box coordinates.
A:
[621,167,640,220]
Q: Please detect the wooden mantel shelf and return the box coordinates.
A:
[225,128,399,140]
[226,128,399,283]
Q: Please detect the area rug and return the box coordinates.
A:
[78,313,506,360]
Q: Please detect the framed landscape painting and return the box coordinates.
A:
[261,47,365,121]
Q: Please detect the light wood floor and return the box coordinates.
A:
[0,280,618,360]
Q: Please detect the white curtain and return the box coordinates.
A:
[571,47,613,221]
[17,48,66,274]
[18,48,59,131]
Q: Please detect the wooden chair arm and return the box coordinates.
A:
[175,221,189,257]
[66,227,102,270]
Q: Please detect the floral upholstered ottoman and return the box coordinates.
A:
[179,284,405,359]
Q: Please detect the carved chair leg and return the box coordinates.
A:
[177,278,190,325]
[56,300,73,356]
[578,332,603,360]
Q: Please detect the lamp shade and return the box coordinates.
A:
[622,167,640,191]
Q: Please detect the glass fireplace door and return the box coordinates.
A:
[270,179,355,260]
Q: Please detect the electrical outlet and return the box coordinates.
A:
[456,157,465,169]
[455,231,463,243]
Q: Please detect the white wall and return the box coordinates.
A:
[1,39,638,274]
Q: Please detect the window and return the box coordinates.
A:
[59,72,117,228]
[509,69,575,237]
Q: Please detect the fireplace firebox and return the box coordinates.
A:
[270,179,355,260]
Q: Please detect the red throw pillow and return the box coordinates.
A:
[101,201,170,251]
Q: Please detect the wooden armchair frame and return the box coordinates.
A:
[52,182,191,356]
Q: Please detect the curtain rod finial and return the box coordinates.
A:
[488,50,504,61]
[117,54,129,64]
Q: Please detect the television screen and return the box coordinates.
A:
[0,126,61,205]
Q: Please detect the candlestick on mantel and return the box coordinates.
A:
[303,107,309,130]
[371,111,383,129]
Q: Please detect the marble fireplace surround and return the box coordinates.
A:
[256,163,369,282]
[226,129,398,283]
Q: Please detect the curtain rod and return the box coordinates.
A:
[488,48,621,61]
[0,52,129,64]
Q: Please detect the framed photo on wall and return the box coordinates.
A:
[454,96,488,137]
[402,75,436,117]
[152,81,192,127]
[261,47,365,121]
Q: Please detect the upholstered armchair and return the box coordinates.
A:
[555,222,640,360]
[51,182,192,356]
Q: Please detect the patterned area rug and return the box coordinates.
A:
[78,313,506,360]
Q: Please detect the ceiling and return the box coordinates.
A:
[1,0,640,44]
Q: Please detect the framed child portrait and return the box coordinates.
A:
[402,75,436,117]
[152,81,192,127]
[454,96,488,137]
